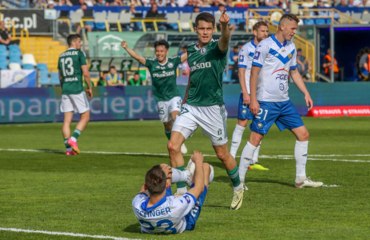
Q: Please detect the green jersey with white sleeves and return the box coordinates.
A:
[186,39,228,107]
[145,56,182,102]
[58,48,87,95]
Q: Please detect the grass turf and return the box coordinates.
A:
[0,117,369,239]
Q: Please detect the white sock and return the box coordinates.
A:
[177,186,187,194]
[230,124,245,158]
[71,136,77,142]
[239,141,257,183]
[233,183,243,192]
[295,140,308,183]
[251,141,262,164]
[171,169,189,183]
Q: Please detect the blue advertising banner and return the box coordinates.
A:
[0,70,37,88]
[0,83,369,123]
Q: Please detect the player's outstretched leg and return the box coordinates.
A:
[62,112,76,155]
[213,144,244,210]
[291,126,323,188]
[67,110,90,154]
[239,132,264,186]
[249,141,269,170]
[168,131,187,196]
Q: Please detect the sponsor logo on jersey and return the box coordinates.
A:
[239,55,244,61]
[257,123,263,129]
[156,66,160,69]
[168,62,173,68]
[152,71,175,78]
[281,48,286,53]
[242,109,247,115]
[200,47,207,55]
[254,51,260,60]
[217,129,222,135]
[184,195,191,203]
[288,54,293,59]
[279,83,284,91]
[190,62,212,72]
[276,74,288,80]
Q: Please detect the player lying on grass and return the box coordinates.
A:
[240,13,323,188]
[132,151,214,234]
[230,21,269,171]
[167,11,244,210]
[58,34,92,155]
[121,39,188,154]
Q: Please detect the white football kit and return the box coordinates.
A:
[252,35,297,102]
[238,40,257,95]
[132,191,196,234]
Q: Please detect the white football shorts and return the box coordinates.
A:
[60,91,90,114]
[157,96,182,123]
[172,103,228,146]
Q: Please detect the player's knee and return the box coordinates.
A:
[302,131,309,141]
[167,140,180,153]
[216,151,227,161]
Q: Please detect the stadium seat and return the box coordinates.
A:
[50,72,60,85]
[23,64,35,70]
[106,12,119,31]
[0,62,8,70]
[70,11,83,31]
[118,12,132,32]
[0,45,8,57]
[179,13,192,31]
[316,19,326,25]
[191,13,200,30]
[167,13,180,31]
[22,54,37,66]
[304,19,315,25]
[352,13,362,22]
[37,63,49,71]
[39,76,52,86]
[9,55,22,65]
[214,12,222,32]
[8,45,21,54]
[94,12,107,31]
[361,13,370,24]
[9,63,22,70]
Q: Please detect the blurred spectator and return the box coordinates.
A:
[217,5,236,31]
[131,0,143,6]
[157,0,167,6]
[337,0,347,7]
[167,0,179,7]
[95,0,105,6]
[193,6,200,12]
[199,0,211,7]
[146,3,159,17]
[145,4,168,30]
[184,0,195,6]
[0,21,20,46]
[229,45,239,62]
[258,0,266,6]
[58,0,73,6]
[128,73,142,86]
[348,0,356,7]
[32,0,45,8]
[47,1,56,8]
[74,3,93,35]
[129,6,143,31]
[84,0,95,6]
[106,66,125,86]
[144,0,155,7]
[265,0,279,7]
[106,0,123,5]
[359,0,370,6]
[225,0,233,7]
[296,48,312,80]
[323,48,339,81]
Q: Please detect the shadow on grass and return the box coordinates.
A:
[214,176,293,187]
[123,223,141,233]
[37,149,65,155]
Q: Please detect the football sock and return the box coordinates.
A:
[295,140,308,183]
[171,168,189,183]
[165,130,171,140]
[230,124,245,158]
[227,166,241,190]
[251,141,262,164]
[71,129,82,142]
[239,141,257,183]
[175,165,187,193]
[64,138,72,151]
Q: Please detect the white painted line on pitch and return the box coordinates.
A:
[323,185,340,187]
[0,148,369,163]
[0,227,143,240]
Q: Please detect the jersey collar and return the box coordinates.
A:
[194,38,214,50]
[251,39,257,48]
[68,47,76,50]
[141,195,167,212]
[271,35,287,48]
[158,58,168,66]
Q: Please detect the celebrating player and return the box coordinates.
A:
[132,151,214,234]
[121,39,188,154]
[58,34,92,155]
[167,11,244,210]
[240,14,323,188]
[229,21,269,171]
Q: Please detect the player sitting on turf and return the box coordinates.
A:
[58,34,92,155]
[229,21,269,171]
[121,39,188,154]
[240,14,323,188]
[132,151,214,234]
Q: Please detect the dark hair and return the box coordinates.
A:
[134,72,140,75]
[145,165,166,195]
[297,48,302,52]
[195,12,215,27]
[252,21,268,31]
[279,13,300,24]
[154,39,169,50]
[109,66,116,70]
[67,34,81,46]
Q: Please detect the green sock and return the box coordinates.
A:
[175,165,186,189]
[71,129,82,142]
[64,138,71,149]
[227,166,241,187]
[165,130,171,140]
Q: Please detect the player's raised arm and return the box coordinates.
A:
[121,40,146,66]
[180,52,188,63]
[290,68,313,111]
[218,9,230,52]
[187,151,204,200]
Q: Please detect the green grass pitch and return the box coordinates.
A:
[0,117,369,239]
